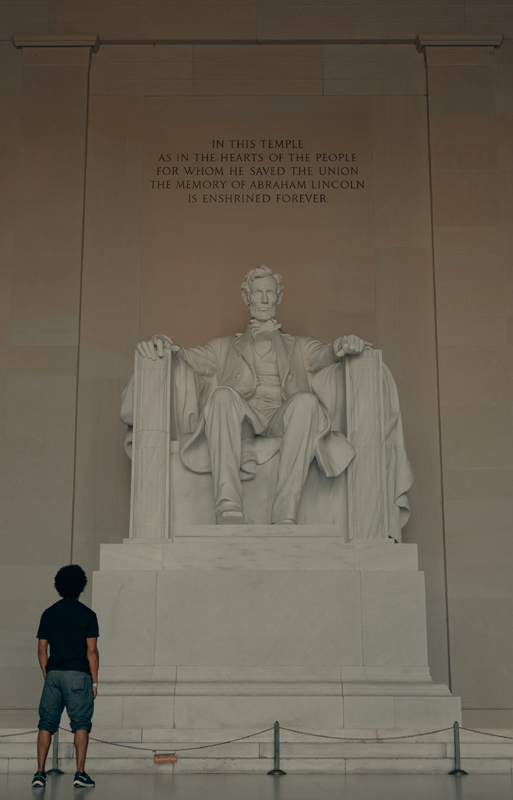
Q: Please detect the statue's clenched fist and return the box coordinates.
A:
[333,334,371,359]
[137,334,182,361]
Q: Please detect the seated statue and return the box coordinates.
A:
[121,265,413,532]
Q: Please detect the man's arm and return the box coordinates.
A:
[180,341,218,377]
[37,639,48,679]
[303,334,371,373]
[86,638,99,700]
[333,334,371,360]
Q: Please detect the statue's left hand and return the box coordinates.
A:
[334,334,372,359]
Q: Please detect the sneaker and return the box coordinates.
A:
[216,510,245,525]
[73,772,95,788]
[31,771,47,787]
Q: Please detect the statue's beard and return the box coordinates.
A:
[249,302,277,321]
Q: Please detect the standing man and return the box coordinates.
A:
[32,565,99,789]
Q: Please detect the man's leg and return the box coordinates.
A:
[204,387,248,522]
[63,671,94,780]
[37,730,51,772]
[36,672,64,773]
[267,392,325,524]
[75,729,89,773]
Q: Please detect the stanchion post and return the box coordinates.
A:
[449,721,468,775]
[267,721,286,776]
[46,729,64,775]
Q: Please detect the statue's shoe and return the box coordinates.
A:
[272,519,296,525]
[216,510,245,525]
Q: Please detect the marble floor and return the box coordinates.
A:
[3,773,511,799]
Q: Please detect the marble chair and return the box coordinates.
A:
[123,347,411,540]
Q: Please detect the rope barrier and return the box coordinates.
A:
[461,727,513,741]
[280,726,453,741]
[0,729,39,738]
[2,724,512,746]
[60,725,274,755]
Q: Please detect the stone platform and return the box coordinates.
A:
[89,528,460,747]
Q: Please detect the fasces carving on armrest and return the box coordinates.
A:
[129,349,172,539]
[345,349,388,540]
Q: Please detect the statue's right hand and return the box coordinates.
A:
[137,334,182,360]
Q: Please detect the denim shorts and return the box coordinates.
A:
[38,670,94,734]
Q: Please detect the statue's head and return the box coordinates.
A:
[241,265,283,322]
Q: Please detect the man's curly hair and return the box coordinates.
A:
[240,265,283,306]
[54,565,88,599]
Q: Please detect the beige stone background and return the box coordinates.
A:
[0,4,512,730]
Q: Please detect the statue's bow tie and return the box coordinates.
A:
[249,319,282,339]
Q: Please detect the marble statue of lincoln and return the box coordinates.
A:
[132,265,369,525]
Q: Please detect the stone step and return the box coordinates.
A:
[95,675,451,696]
[175,525,343,538]
[102,536,418,572]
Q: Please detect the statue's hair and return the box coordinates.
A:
[240,265,284,306]
[54,564,88,599]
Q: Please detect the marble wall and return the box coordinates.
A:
[0,18,511,729]
[427,40,513,728]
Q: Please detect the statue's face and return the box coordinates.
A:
[247,276,280,321]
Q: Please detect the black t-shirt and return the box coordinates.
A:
[37,599,99,675]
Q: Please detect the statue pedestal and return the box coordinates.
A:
[92,528,460,738]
